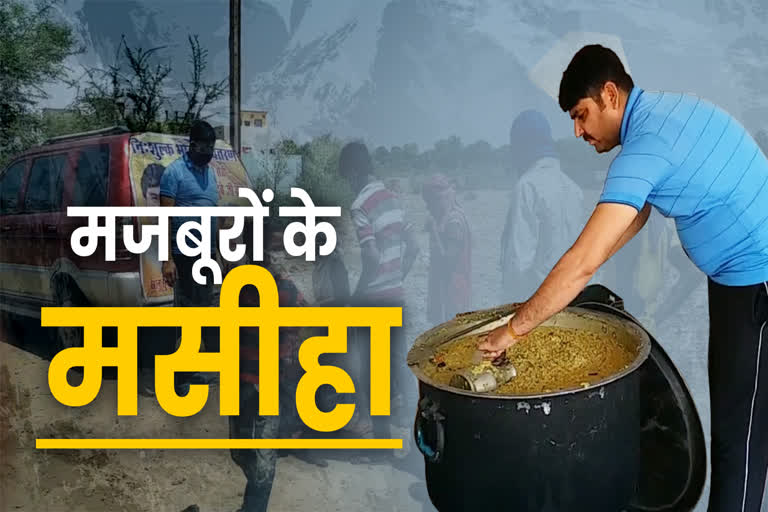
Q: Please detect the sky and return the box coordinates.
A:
[43,0,768,148]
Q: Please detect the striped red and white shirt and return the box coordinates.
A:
[351,180,408,303]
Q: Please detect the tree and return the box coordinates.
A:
[275,138,300,155]
[121,39,172,131]
[70,55,128,130]
[40,108,90,139]
[71,36,170,132]
[430,135,463,173]
[71,34,225,135]
[403,143,419,159]
[0,0,78,164]
[174,35,228,133]
[373,145,390,166]
[389,145,404,169]
[259,146,291,194]
[295,134,351,207]
[463,140,494,169]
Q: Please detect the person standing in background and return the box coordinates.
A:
[338,141,419,433]
[233,264,308,512]
[422,173,471,326]
[181,221,311,512]
[500,109,586,303]
[310,234,374,437]
[482,45,768,512]
[160,120,222,387]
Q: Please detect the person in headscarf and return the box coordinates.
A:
[422,173,472,326]
[499,109,586,303]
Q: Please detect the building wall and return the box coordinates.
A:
[241,111,267,128]
[214,111,271,153]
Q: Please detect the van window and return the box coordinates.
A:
[72,144,110,206]
[24,154,67,212]
[0,160,26,214]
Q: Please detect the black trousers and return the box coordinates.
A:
[173,254,219,351]
[708,278,768,512]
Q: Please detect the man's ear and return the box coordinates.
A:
[602,82,620,111]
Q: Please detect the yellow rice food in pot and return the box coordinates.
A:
[422,325,637,395]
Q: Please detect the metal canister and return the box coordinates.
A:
[450,359,517,393]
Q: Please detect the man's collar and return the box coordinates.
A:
[620,86,643,145]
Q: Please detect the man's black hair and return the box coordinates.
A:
[558,44,634,112]
[189,119,216,143]
[338,141,373,179]
[141,163,165,198]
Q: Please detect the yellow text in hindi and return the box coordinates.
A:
[41,265,402,433]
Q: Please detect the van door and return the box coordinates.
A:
[0,159,30,308]
[59,143,112,304]
[19,153,69,303]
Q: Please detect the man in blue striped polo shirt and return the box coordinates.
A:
[480,44,768,511]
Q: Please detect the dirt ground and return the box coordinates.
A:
[0,187,722,511]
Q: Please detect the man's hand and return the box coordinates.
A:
[478,324,521,360]
[162,260,177,288]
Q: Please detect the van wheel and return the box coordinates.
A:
[52,278,87,352]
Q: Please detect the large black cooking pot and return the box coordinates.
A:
[407,285,706,512]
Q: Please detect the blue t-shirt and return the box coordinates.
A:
[159,153,220,256]
[599,87,768,286]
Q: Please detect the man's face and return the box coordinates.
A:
[188,139,215,167]
[568,84,624,153]
[145,186,161,206]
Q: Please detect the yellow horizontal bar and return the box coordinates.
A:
[36,438,403,450]
[40,307,402,328]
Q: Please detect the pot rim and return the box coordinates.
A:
[407,306,652,400]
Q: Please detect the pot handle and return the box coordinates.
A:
[414,396,445,463]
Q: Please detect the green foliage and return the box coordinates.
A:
[275,138,301,155]
[39,109,91,139]
[169,35,228,135]
[70,34,226,137]
[0,0,79,165]
[370,134,510,189]
[295,134,353,208]
[69,36,170,133]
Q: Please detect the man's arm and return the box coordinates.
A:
[479,201,643,357]
[512,202,642,334]
[607,202,651,260]
[354,240,379,297]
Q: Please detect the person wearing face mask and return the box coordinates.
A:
[480,44,768,512]
[159,120,222,387]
